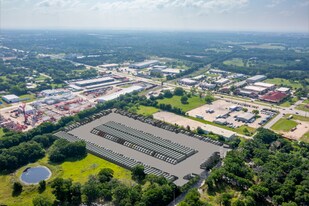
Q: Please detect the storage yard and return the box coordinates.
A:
[60,112,227,186]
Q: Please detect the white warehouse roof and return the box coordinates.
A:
[244,85,267,92]
[2,94,19,100]
[74,77,114,86]
[254,82,275,88]
[97,86,144,103]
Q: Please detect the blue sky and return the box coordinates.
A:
[1,0,309,32]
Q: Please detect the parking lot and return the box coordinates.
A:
[187,99,276,129]
[68,112,227,186]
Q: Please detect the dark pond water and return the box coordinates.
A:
[20,166,51,184]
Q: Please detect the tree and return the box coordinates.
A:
[82,176,100,204]
[12,182,23,196]
[242,108,248,112]
[181,95,188,104]
[174,87,185,96]
[98,168,114,183]
[205,94,215,104]
[32,195,53,206]
[132,165,146,182]
[38,180,46,193]
[163,90,173,98]
[197,126,204,135]
[252,110,259,115]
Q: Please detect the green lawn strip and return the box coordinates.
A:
[296,104,309,112]
[264,78,303,90]
[187,116,255,136]
[271,118,298,132]
[157,95,206,112]
[279,97,299,108]
[0,128,4,138]
[283,114,309,122]
[136,106,160,116]
[0,154,132,206]
[19,94,36,103]
[303,99,309,104]
[223,58,245,67]
[300,132,309,143]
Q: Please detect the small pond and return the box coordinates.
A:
[20,166,51,184]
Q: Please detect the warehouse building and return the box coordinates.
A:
[243,85,268,94]
[2,94,20,103]
[99,64,119,69]
[235,112,256,123]
[97,86,143,103]
[253,82,275,90]
[179,78,198,86]
[74,77,115,87]
[246,75,267,83]
[259,91,288,103]
[129,60,159,69]
[161,68,181,75]
[200,83,216,90]
[276,87,291,94]
[215,78,229,85]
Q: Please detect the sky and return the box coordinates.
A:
[1,0,309,32]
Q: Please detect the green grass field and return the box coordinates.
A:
[283,114,309,122]
[0,154,132,206]
[19,94,36,103]
[136,106,159,116]
[0,128,4,138]
[157,95,206,112]
[279,97,299,107]
[264,78,303,90]
[296,104,309,112]
[223,58,245,67]
[300,132,309,143]
[271,118,298,132]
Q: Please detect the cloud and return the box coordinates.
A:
[90,0,249,13]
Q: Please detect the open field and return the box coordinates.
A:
[296,104,309,112]
[0,128,4,137]
[136,105,159,116]
[272,114,309,140]
[0,154,131,206]
[271,119,298,132]
[157,95,206,112]
[241,43,285,50]
[264,78,303,90]
[223,58,245,67]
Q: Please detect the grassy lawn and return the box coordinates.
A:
[303,99,309,104]
[283,114,309,122]
[271,118,298,132]
[35,74,49,81]
[296,104,309,112]
[279,98,298,107]
[51,83,64,89]
[19,94,36,103]
[264,78,303,90]
[300,132,309,143]
[136,106,159,116]
[0,128,4,138]
[0,154,132,206]
[223,58,245,67]
[157,95,206,112]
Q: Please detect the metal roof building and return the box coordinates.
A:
[254,82,275,89]
[246,75,267,83]
[74,77,115,87]
[2,94,20,103]
[97,86,144,103]
[179,78,198,85]
[243,85,268,94]
[129,60,159,69]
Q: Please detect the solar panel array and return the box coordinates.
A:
[54,131,177,182]
[91,121,197,164]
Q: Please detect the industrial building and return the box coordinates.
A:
[233,80,247,88]
[259,91,288,103]
[74,77,115,87]
[243,85,268,94]
[200,83,216,90]
[209,69,228,75]
[99,64,119,69]
[276,87,291,94]
[40,89,68,97]
[179,78,198,86]
[2,94,20,103]
[192,75,205,81]
[161,68,181,75]
[97,86,143,103]
[246,75,267,83]
[215,78,229,85]
[129,60,159,69]
[235,112,256,123]
[253,82,275,90]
